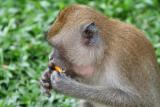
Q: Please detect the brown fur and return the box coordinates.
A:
[43,4,160,107]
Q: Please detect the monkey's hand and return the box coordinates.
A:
[40,70,52,96]
[50,71,74,93]
[40,69,72,96]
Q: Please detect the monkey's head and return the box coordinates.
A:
[46,5,106,77]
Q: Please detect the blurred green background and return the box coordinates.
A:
[0,0,160,107]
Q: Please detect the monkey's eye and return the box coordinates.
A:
[81,22,99,46]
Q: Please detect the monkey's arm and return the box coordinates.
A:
[50,72,145,107]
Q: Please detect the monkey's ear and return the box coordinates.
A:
[81,22,100,46]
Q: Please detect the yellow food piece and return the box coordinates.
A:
[54,66,64,73]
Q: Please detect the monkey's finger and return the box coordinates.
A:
[43,71,52,79]
[51,71,60,82]
[41,76,50,83]
[40,80,51,92]
[41,81,50,87]
[41,72,52,82]
[40,79,51,89]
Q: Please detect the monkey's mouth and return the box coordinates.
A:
[47,58,80,78]
[48,56,72,73]
[48,61,65,73]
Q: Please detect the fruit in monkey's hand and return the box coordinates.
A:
[48,62,65,74]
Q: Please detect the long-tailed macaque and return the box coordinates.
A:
[40,4,160,107]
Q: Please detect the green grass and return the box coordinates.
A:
[0,0,160,107]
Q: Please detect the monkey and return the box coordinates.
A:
[40,4,160,107]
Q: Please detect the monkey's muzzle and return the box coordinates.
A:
[48,61,65,73]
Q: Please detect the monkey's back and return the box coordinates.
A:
[104,19,160,106]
